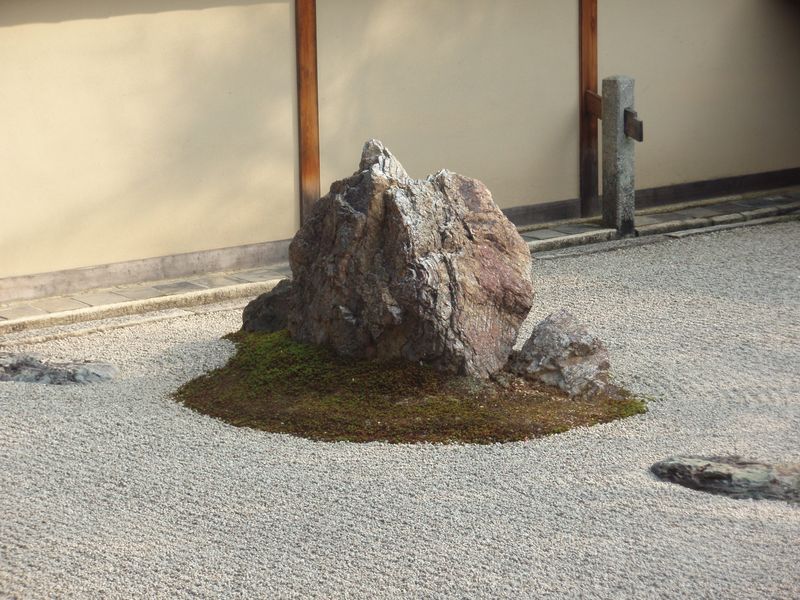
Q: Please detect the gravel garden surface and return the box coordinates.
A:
[1,222,798,598]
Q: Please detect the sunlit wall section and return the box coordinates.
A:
[599,0,800,190]
[317,0,579,210]
[0,1,298,278]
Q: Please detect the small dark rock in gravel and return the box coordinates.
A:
[0,352,117,384]
[651,455,800,503]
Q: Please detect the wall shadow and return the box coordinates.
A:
[0,0,281,27]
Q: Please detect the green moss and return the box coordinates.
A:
[175,330,646,444]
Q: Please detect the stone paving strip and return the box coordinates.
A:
[0,265,289,335]
[523,190,800,253]
[0,188,797,335]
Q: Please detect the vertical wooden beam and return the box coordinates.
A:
[295,0,321,223]
[579,0,599,217]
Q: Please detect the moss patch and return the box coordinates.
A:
[175,330,646,444]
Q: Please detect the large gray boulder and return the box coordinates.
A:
[508,309,613,398]
[286,140,534,378]
[651,456,800,504]
[0,352,117,384]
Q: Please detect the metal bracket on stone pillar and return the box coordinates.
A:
[624,109,644,142]
[602,76,643,237]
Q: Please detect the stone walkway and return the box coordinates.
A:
[0,264,291,333]
[519,188,800,251]
[1,187,798,334]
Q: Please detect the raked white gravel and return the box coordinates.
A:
[1,222,799,599]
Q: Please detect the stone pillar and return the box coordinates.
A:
[602,76,635,236]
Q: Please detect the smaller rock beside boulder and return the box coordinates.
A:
[508,309,615,398]
[0,353,117,384]
[651,456,800,503]
[242,279,293,333]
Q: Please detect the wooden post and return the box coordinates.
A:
[579,0,598,217]
[295,0,321,224]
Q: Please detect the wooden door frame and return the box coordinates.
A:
[579,0,599,217]
[295,0,320,224]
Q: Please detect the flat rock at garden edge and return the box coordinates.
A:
[651,456,800,503]
[0,352,118,384]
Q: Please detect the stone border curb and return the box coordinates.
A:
[533,213,800,260]
[527,201,800,253]
[663,213,800,238]
[0,304,248,349]
[515,185,800,234]
[0,279,284,336]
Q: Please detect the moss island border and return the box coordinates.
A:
[175,331,645,444]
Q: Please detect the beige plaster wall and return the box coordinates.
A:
[316,0,579,210]
[599,0,800,190]
[0,1,297,279]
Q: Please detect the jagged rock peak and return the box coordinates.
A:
[358,138,409,180]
